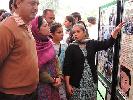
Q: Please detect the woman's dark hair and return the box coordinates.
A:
[119,65,131,97]
[66,15,75,26]
[50,22,62,34]
[38,16,43,29]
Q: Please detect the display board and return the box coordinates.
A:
[98,0,117,83]
[116,0,133,99]
[97,78,107,100]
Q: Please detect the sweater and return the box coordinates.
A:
[0,16,39,95]
[63,36,115,88]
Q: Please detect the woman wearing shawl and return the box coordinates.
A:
[31,16,62,100]
[63,22,124,100]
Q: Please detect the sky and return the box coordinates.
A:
[0,0,112,12]
[0,0,113,22]
[0,0,10,11]
[56,0,113,23]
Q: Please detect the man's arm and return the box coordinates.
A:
[0,24,14,66]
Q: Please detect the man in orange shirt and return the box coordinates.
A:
[0,0,39,100]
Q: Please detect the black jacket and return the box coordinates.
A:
[63,36,115,88]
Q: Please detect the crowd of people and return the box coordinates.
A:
[0,0,124,100]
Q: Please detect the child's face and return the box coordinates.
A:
[120,71,130,93]
[73,25,86,41]
[52,27,64,42]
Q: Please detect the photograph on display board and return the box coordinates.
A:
[117,65,132,100]
[117,0,133,100]
[98,0,117,82]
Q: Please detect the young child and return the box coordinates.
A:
[50,22,68,100]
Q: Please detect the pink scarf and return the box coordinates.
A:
[30,16,55,68]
